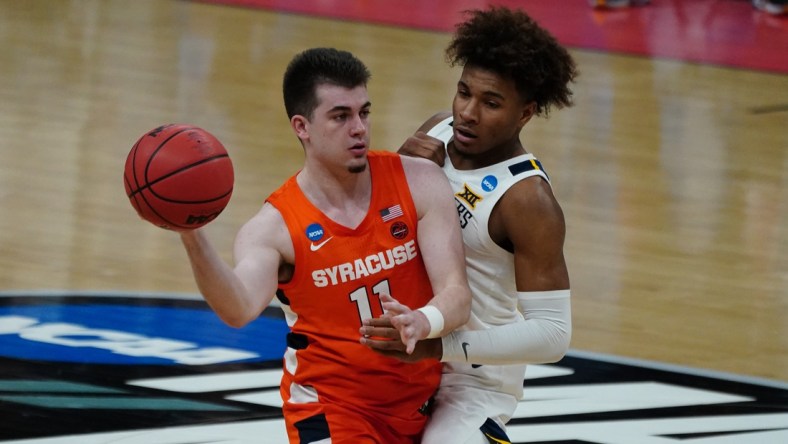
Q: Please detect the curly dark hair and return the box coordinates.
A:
[283,47,371,120]
[446,6,578,117]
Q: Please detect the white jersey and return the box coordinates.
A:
[426,116,551,426]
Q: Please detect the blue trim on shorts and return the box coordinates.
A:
[480,418,511,444]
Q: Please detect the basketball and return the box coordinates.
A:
[123,124,234,231]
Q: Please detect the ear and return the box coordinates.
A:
[518,101,537,129]
[291,115,309,142]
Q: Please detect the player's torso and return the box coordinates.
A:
[266,151,440,412]
[428,118,551,400]
[427,117,551,327]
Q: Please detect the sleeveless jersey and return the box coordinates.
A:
[427,117,551,407]
[266,151,441,435]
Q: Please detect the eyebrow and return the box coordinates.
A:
[327,101,372,113]
[458,80,505,101]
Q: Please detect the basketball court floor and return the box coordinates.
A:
[0,0,786,442]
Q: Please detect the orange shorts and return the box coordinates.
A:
[283,400,426,444]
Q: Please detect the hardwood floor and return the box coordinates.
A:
[0,0,786,381]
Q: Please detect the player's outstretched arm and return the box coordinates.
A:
[180,204,285,328]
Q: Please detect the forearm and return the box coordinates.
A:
[180,230,256,327]
[441,290,571,365]
[426,283,472,336]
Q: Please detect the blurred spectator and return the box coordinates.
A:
[589,0,650,8]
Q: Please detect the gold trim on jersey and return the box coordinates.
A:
[456,184,482,209]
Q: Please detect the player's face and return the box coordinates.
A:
[450,65,535,167]
[307,84,371,174]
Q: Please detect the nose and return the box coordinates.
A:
[458,99,479,125]
[350,113,368,137]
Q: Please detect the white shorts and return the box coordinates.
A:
[421,384,517,444]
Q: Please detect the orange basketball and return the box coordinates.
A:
[123,124,234,231]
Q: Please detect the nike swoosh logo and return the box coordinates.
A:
[310,237,333,251]
[461,342,482,368]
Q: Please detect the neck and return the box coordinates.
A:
[297,164,372,228]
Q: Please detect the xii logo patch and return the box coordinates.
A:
[456,184,482,209]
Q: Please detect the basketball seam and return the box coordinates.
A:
[141,125,194,193]
[127,125,192,197]
[126,154,232,200]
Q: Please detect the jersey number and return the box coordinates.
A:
[349,279,390,323]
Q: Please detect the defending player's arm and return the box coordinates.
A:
[386,155,472,353]
[441,178,571,365]
[363,177,571,364]
[396,112,451,166]
[180,203,286,328]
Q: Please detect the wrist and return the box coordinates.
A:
[416,305,444,339]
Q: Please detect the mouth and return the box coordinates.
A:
[453,126,477,144]
[349,143,367,156]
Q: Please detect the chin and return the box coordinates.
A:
[348,163,367,174]
[452,140,480,156]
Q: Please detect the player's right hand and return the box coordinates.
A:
[397,131,446,166]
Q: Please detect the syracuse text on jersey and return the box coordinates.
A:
[311,239,418,287]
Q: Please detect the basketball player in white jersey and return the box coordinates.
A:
[360,6,577,443]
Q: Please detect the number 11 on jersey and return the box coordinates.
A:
[349,279,390,324]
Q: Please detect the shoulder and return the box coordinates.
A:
[236,202,291,254]
[416,111,452,133]
[506,178,562,217]
[398,154,453,217]
[399,153,445,181]
[500,177,565,237]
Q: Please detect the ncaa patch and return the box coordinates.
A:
[305,223,325,242]
[481,175,498,192]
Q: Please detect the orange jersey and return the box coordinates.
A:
[266,151,441,442]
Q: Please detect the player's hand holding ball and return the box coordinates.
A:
[123,124,234,231]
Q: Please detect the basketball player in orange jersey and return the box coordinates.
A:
[360,7,575,443]
[178,47,471,443]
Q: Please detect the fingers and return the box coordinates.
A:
[360,316,417,353]
[359,325,399,339]
[391,311,431,353]
[362,317,394,328]
[363,295,429,355]
[379,293,410,316]
[406,339,417,355]
[359,336,406,352]
[359,328,411,361]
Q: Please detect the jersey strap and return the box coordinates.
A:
[508,157,549,180]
